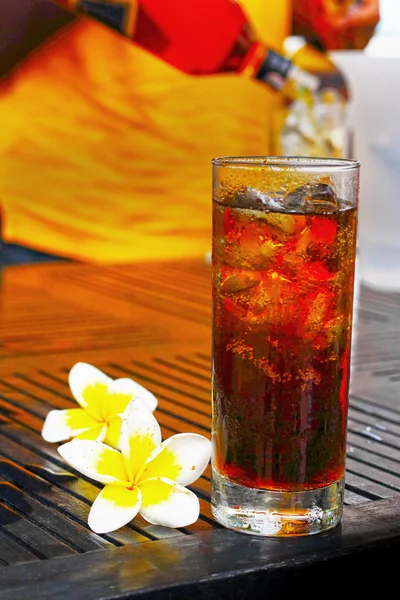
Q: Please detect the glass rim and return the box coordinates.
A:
[212,156,360,171]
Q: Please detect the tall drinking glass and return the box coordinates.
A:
[211,157,360,536]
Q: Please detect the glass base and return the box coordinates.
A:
[211,469,344,537]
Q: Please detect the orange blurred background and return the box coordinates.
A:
[0,0,289,264]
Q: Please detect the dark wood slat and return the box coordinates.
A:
[0,436,115,550]
[107,362,211,408]
[1,498,399,598]
[0,500,74,559]
[129,358,211,393]
[352,371,400,399]
[347,432,400,466]
[346,457,400,493]
[195,352,211,363]
[347,417,400,449]
[0,385,65,416]
[348,407,400,434]
[0,472,110,554]
[0,426,156,545]
[152,357,211,384]
[371,366,400,377]
[0,382,214,536]
[0,529,40,567]
[343,489,372,505]
[174,354,211,373]
[344,471,397,500]
[16,374,75,403]
[350,396,400,423]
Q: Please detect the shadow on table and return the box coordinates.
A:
[0,243,71,266]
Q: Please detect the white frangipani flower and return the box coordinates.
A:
[58,399,211,533]
[42,362,157,448]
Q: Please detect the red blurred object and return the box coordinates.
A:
[134,0,248,75]
[292,0,348,50]
[52,0,315,92]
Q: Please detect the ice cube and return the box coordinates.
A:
[245,275,306,330]
[260,239,284,259]
[285,184,339,213]
[220,271,262,294]
[231,187,284,211]
[282,251,305,277]
[302,261,336,282]
[222,212,284,270]
[223,241,274,270]
[260,212,296,236]
[306,292,333,331]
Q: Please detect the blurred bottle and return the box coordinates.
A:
[53,0,319,96]
[285,36,349,98]
[275,36,350,158]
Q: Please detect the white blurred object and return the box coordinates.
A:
[369,0,400,51]
[280,88,348,158]
[331,50,400,291]
[366,0,400,59]
[366,36,400,57]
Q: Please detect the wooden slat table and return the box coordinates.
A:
[0,259,399,598]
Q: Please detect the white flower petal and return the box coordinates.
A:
[140,477,200,528]
[107,378,158,414]
[119,399,161,481]
[88,484,142,534]
[75,425,107,442]
[68,362,112,418]
[58,440,129,485]
[41,408,99,443]
[138,433,211,486]
[103,416,123,449]
[102,380,136,421]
